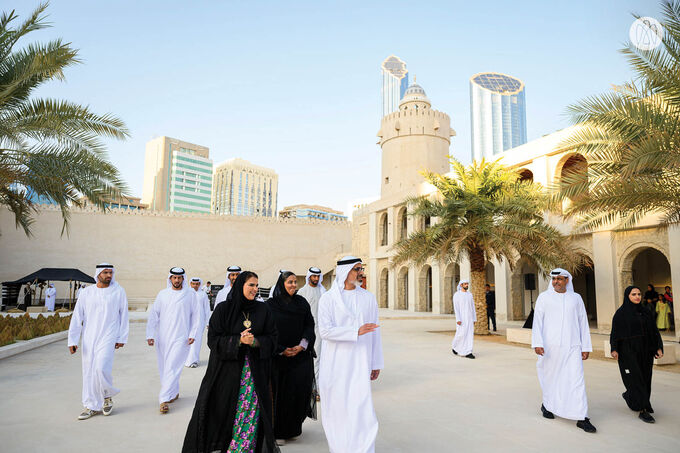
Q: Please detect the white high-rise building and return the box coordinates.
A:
[212,158,278,217]
[381,55,409,118]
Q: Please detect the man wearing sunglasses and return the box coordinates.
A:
[317,256,384,453]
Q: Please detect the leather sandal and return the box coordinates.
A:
[160,402,169,414]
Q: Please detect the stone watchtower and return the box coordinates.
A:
[377,83,455,198]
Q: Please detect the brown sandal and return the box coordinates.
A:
[169,393,179,403]
[159,402,169,414]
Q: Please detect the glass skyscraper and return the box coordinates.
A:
[470,72,527,161]
[381,55,409,118]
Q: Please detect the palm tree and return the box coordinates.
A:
[392,159,583,334]
[0,2,129,236]
[556,0,680,231]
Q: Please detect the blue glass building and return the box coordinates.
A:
[470,72,527,162]
[381,55,409,118]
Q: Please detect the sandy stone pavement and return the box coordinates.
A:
[0,312,678,452]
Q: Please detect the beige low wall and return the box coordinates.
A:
[0,206,351,300]
[506,327,532,345]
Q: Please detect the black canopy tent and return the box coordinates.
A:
[2,268,96,310]
[5,268,96,285]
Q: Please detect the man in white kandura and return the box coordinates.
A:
[45,283,56,311]
[201,280,211,296]
[146,267,200,414]
[297,266,325,377]
[214,265,241,308]
[318,256,384,453]
[185,277,211,368]
[68,263,129,420]
[531,268,596,433]
[451,280,476,359]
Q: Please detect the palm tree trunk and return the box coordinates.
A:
[469,247,489,335]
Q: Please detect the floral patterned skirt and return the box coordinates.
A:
[227,357,260,453]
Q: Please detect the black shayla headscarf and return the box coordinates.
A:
[271,271,296,300]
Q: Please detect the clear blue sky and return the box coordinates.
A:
[13,0,660,213]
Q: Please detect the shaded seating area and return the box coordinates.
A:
[1,268,96,311]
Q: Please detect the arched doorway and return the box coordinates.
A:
[510,257,539,320]
[558,153,588,212]
[379,268,389,308]
[485,262,495,288]
[442,262,460,314]
[621,245,673,332]
[572,257,597,322]
[518,168,533,183]
[632,248,671,291]
[397,206,408,241]
[397,267,409,310]
[418,265,433,312]
[379,212,388,246]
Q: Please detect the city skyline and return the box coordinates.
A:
[18,0,657,215]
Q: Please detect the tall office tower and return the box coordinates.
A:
[212,158,278,217]
[142,136,213,213]
[381,55,409,118]
[470,72,527,161]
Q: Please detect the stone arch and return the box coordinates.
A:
[556,153,588,211]
[510,256,539,320]
[572,255,597,322]
[620,244,672,314]
[397,267,409,310]
[442,262,460,314]
[379,212,388,246]
[485,261,495,287]
[518,168,533,183]
[396,205,408,241]
[379,268,389,308]
[418,264,433,312]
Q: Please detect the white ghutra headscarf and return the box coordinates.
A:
[95,263,116,285]
[167,267,187,289]
[548,268,574,293]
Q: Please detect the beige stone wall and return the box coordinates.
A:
[378,108,452,198]
[0,206,351,304]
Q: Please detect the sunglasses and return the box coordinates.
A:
[351,267,365,272]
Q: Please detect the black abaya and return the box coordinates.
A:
[266,276,316,440]
[183,274,279,453]
[610,286,664,413]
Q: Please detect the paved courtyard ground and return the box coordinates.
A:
[1,312,679,452]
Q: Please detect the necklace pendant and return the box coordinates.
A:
[243,319,252,329]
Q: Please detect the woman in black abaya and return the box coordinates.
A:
[610,286,664,424]
[266,271,316,445]
[183,271,280,453]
